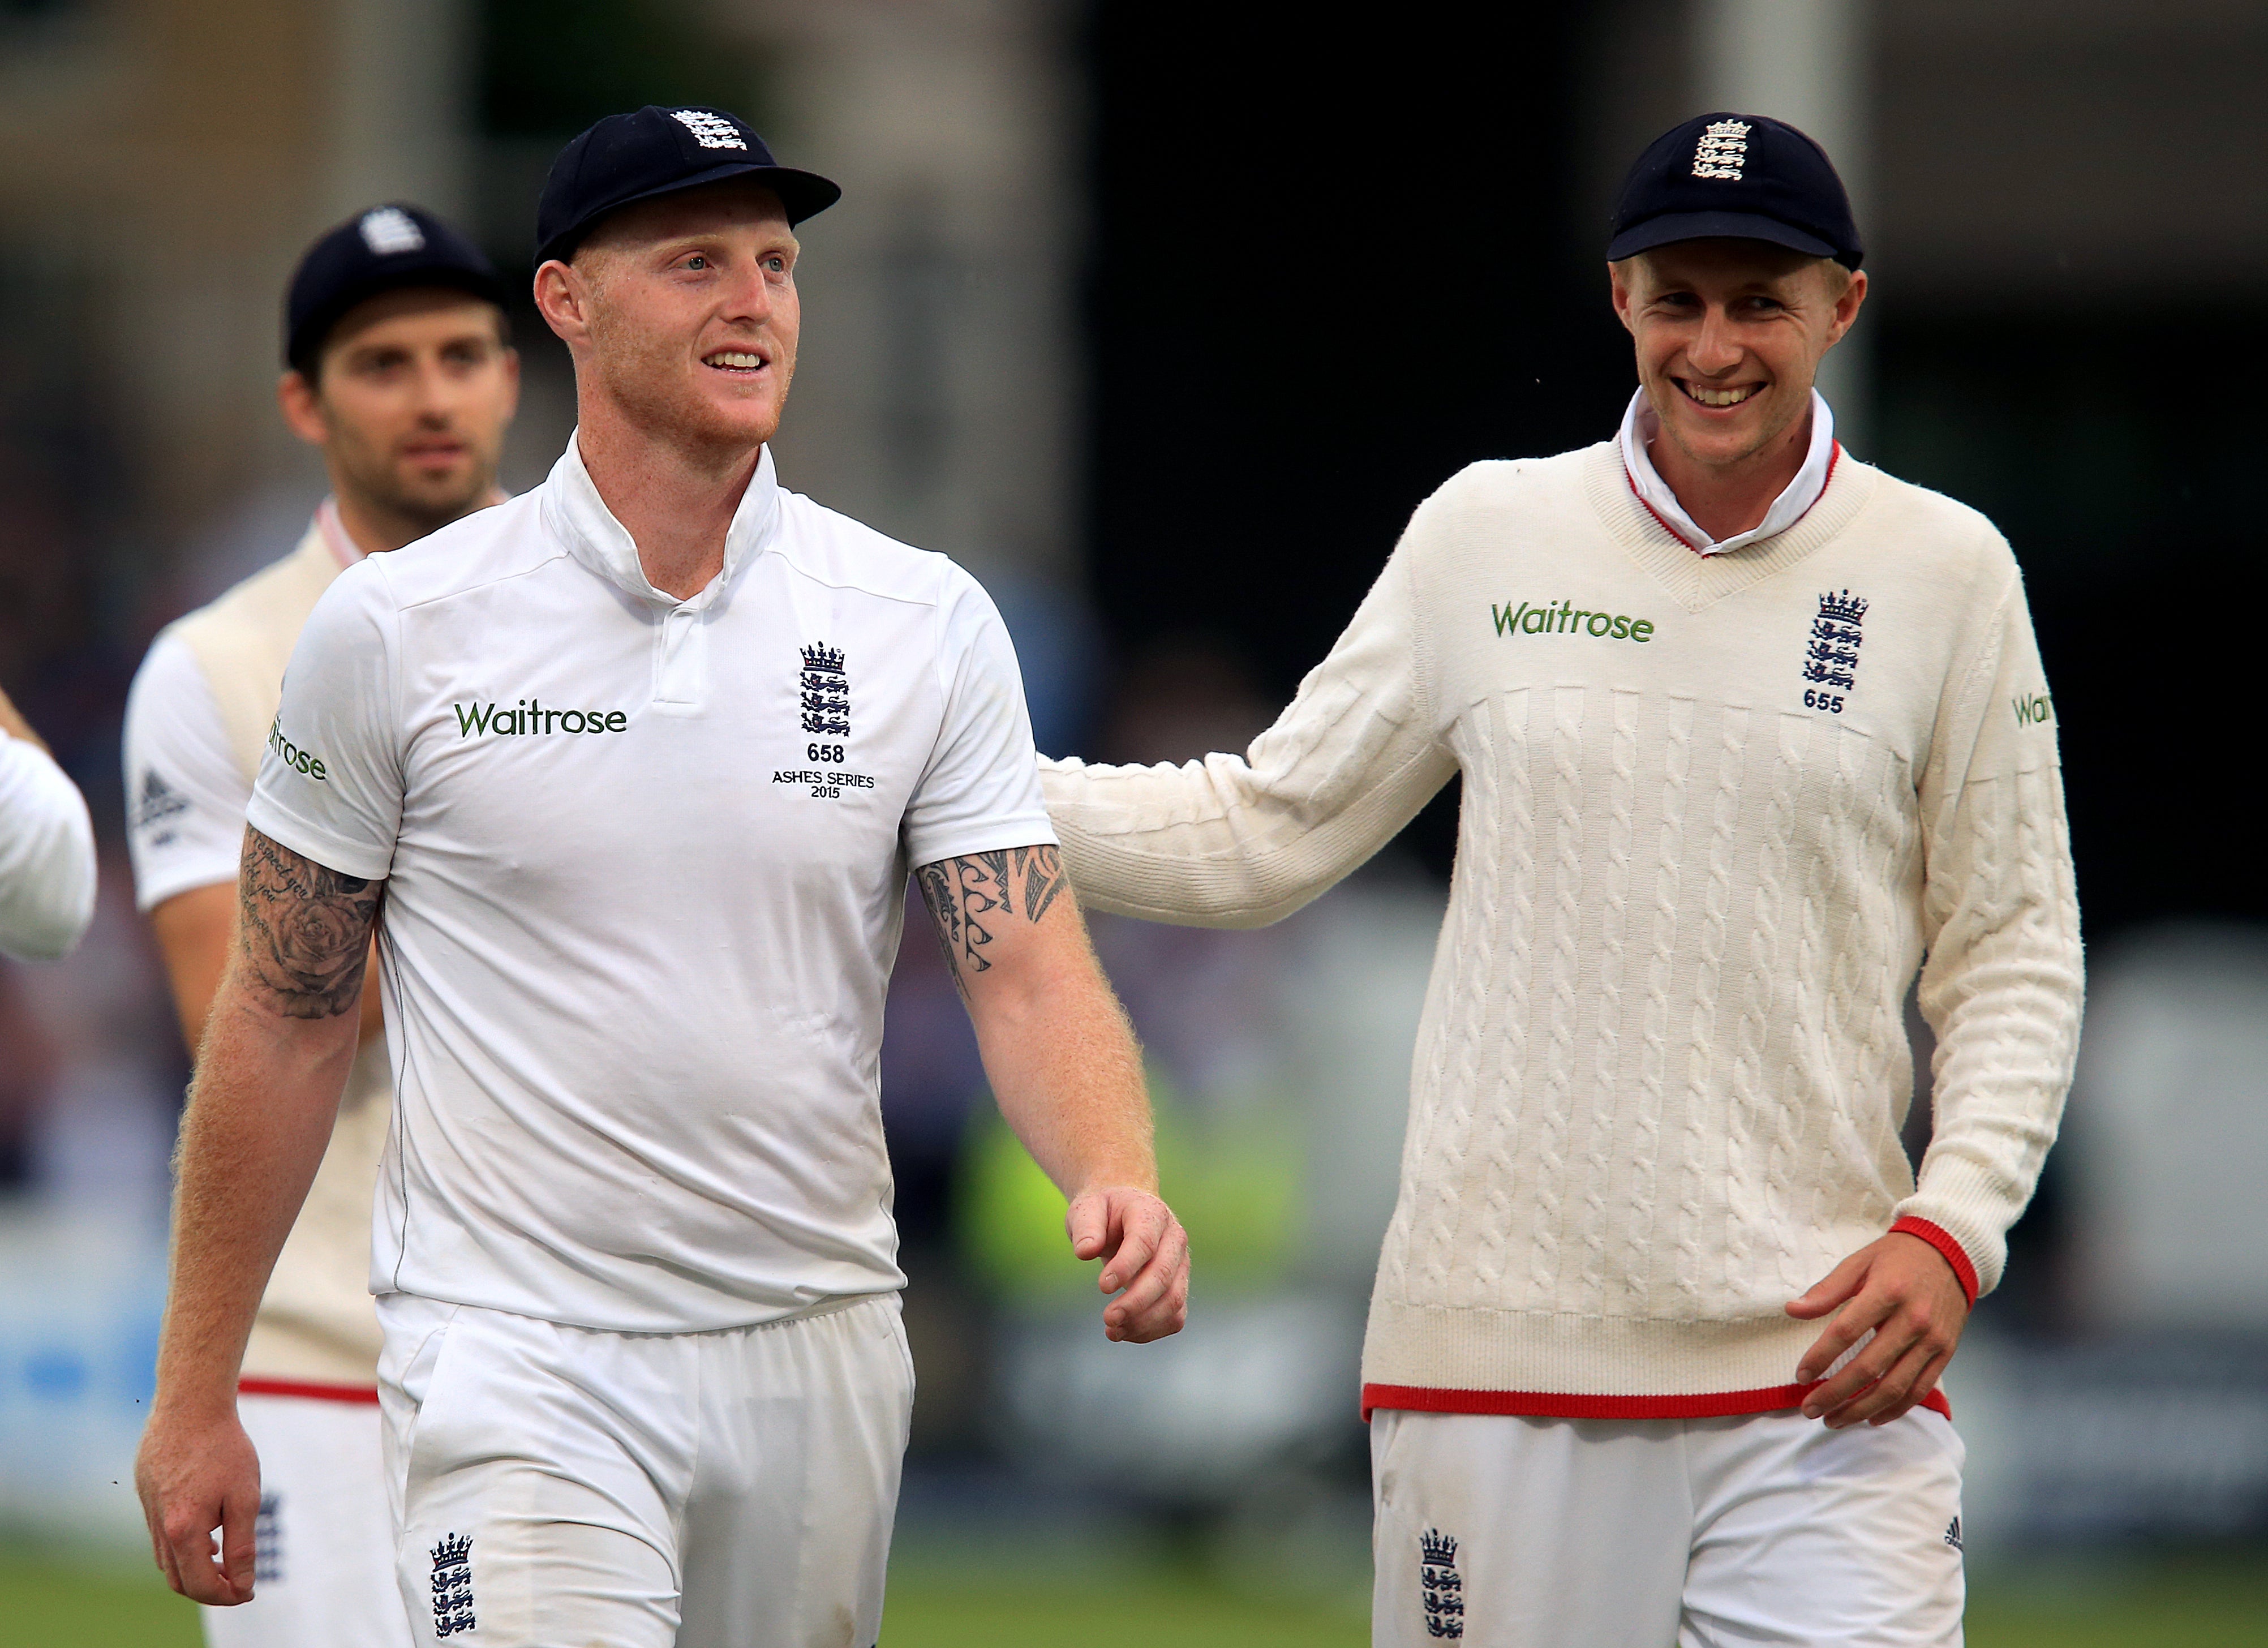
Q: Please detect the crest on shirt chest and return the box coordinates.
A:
[774,642,878,801]
[799,643,850,738]
[1799,590,1867,714]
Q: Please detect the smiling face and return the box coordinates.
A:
[281,288,518,533]
[541,181,800,459]
[1609,239,1865,480]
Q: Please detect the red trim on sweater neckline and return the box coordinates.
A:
[1624,461,1703,551]
[1360,1378,1952,1424]
[1889,1215,1981,1306]
[1622,440,1844,556]
[238,1377,381,1405]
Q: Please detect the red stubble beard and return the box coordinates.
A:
[592,317,796,461]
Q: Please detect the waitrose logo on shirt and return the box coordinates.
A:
[1492,599,1655,642]
[454,699,630,737]
[267,715,329,780]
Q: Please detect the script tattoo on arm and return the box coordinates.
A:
[235,828,383,1020]
[915,845,1066,997]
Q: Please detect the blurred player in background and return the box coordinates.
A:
[124,203,517,1648]
[0,684,96,962]
[136,106,1186,1648]
[1042,113,2081,1646]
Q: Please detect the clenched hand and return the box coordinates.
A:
[136,1401,263,1604]
[1068,1185,1189,1343]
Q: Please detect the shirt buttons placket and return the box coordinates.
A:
[654,604,707,707]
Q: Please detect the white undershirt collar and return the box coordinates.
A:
[1618,388,1837,555]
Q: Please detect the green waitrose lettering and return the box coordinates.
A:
[266,715,329,780]
[1491,600,1655,642]
[454,699,630,737]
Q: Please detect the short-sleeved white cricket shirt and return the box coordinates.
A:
[246,438,1055,1333]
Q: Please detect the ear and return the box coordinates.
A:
[1608,259,1639,337]
[534,259,595,349]
[276,370,327,447]
[1823,268,1868,349]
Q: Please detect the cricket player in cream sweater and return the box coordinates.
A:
[1042,114,2082,1645]
[126,203,517,1648]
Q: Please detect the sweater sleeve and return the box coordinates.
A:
[1039,537,1457,929]
[0,735,98,962]
[1898,567,2082,1300]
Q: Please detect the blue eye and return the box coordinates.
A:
[685,255,708,271]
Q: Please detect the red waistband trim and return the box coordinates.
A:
[1888,1216,1981,1306]
[239,1377,381,1405]
[1361,1380,1951,1424]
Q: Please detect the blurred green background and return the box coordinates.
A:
[8,1546,2268,1647]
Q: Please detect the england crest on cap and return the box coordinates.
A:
[669,109,749,151]
[359,207,427,256]
[1690,119,1752,182]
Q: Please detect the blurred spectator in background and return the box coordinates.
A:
[0,680,96,963]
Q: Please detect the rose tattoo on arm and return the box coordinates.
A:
[235,828,383,1020]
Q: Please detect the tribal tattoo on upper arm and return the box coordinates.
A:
[915,845,1067,996]
[235,828,383,1020]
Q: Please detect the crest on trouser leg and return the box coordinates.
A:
[430,1532,476,1637]
[1419,1528,1465,1638]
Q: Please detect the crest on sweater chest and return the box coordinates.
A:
[1799,590,1868,714]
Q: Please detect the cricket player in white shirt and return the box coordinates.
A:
[0,683,96,962]
[125,202,518,1648]
[1041,114,2081,1645]
[135,105,1188,1648]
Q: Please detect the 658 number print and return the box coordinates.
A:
[1803,689,1845,715]
[807,742,845,763]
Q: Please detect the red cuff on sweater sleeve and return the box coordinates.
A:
[1891,1217,1979,1307]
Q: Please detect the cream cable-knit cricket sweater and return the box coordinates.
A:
[1042,440,2082,1415]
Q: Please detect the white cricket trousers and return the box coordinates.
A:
[377,1292,914,1648]
[1371,1407,1965,1647]
[201,1390,415,1648]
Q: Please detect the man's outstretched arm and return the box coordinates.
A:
[917,846,1188,1342]
[1038,545,1454,930]
[135,827,380,1604]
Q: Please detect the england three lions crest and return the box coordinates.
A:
[799,643,850,739]
[1691,118,1751,181]
[429,1532,476,1637]
[1418,1528,1466,1638]
[1802,590,1867,700]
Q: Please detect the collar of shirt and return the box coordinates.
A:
[541,432,784,610]
[314,497,364,569]
[1617,387,1838,555]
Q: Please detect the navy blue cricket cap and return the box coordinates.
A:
[535,106,840,267]
[284,204,510,374]
[1608,113,1863,271]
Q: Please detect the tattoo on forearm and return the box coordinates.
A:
[916,845,1065,995]
[236,829,382,1019]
